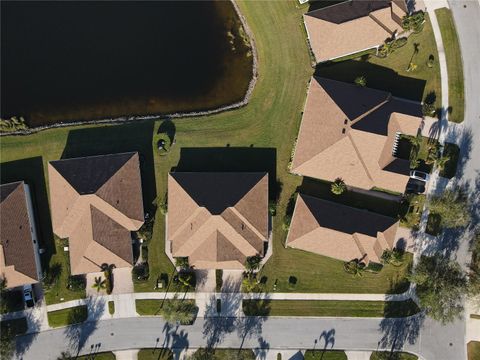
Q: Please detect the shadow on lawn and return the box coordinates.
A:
[174,147,278,201]
[61,120,157,213]
[315,60,426,102]
[0,157,55,271]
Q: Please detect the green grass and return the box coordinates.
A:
[242,299,420,317]
[137,349,173,360]
[0,317,28,336]
[47,305,88,328]
[77,352,116,360]
[192,349,256,360]
[317,14,441,106]
[439,142,460,178]
[371,351,418,360]
[435,8,465,123]
[108,301,115,315]
[44,237,86,305]
[0,1,412,296]
[135,299,196,316]
[468,341,480,360]
[400,194,426,230]
[304,350,347,360]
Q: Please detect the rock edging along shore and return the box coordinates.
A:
[1,0,258,137]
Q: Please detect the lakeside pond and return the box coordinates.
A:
[1,1,253,127]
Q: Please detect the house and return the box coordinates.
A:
[0,181,42,289]
[286,194,399,265]
[48,152,144,275]
[304,0,408,63]
[167,172,268,270]
[291,77,422,193]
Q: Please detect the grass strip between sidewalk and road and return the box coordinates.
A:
[137,348,174,360]
[435,8,465,123]
[371,351,418,360]
[304,350,347,360]
[47,305,88,328]
[0,317,28,336]
[77,352,116,360]
[468,341,480,360]
[242,299,420,318]
[135,299,196,316]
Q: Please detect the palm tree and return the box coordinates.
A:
[354,76,367,87]
[331,178,347,195]
[91,276,106,293]
[436,155,450,171]
[245,255,261,273]
[160,295,196,325]
[343,260,365,277]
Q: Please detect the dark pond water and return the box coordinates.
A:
[1,1,253,127]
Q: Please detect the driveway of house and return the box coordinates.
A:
[112,267,134,294]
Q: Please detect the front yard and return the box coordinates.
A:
[47,305,88,328]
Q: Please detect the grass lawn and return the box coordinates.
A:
[135,299,196,316]
[435,8,465,123]
[0,317,28,336]
[192,349,255,360]
[468,341,480,360]
[137,349,173,360]
[304,350,347,360]
[108,301,115,315]
[371,351,418,360]
[47,305,88,328]
[77,352,116,360]
[316,14,441,106]
[0,1,413,296]
[242,299,420,317]
[439,142,460,178]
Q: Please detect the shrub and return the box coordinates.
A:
[133,262,149,281]
[377,37,407,58]
[343,260,365,277]
[365,262,384,272]
[402,11,425,33]
[0,116,28,133]
[268,201,277,216]
[67,275,86,291]
[381,248,404,266]
[178,271,195,289]
[175,257,190,270]
[104,268,113,295]
[422,102,436,117]
[331,178,346,195]
[215,269,223,292]
[427,54,435,68]
[282,214,291,231]
[137,218,154,243]
[157,133,171,155]
[245,255,262,273]
[288,276,297,289]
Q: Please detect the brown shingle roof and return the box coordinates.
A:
[286,194,398,264]
[291,77,422,193]
[305,0,406,62]
[168,172,268,270]
[49,152,144,274]
[0,182,39,288]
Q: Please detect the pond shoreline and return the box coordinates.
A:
[1,0,258,136]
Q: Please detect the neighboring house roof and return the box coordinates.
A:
[0,181,39,288]
[168,172,268,270]
[48,152,144,275]
[291,77,422,193]
[286,194,398,264]
[304,0,407,62]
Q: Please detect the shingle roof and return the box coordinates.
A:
[168,172,268,270]
[304,0,406,62]
[286,194,398,264]
[291,77,422,193]
[0,181,39,288]
[49,152,144,274]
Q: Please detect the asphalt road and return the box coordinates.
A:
[16,315,465,360]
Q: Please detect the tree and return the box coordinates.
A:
[91,276,106,293]
[381,248,404,266]
[468,232,480,304]
[245,255,262,273]
[428,189,470,229]
[343,260,365,277]
[409,255,467,324]
[0,327,14,360]
[331,178,346,195]
[435,154,450,171]
[354,76,367,87]
[159,295,196,325]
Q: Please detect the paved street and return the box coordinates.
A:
[16,315,464,360]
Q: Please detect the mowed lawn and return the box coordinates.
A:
[435,8,465,123]
[1,1,413,296]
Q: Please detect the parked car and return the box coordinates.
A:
[23,284,36,308]
[406,178,426,194]
[410,170,429,182]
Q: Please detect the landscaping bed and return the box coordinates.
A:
[435,8,465,123]
[77,352,116,360]
[242,299,420,317]
[371,351,418,360]
[47,305,88,328]
[191,349,255,360]
[304,350,347,360]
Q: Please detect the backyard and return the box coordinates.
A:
[0,1,423,298]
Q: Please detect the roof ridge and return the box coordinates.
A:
[89,195,139,230]
[347,132,375,183]
[217,221,258,257]
[227,207,264,241]
[352,233,368,259]
[175,217,217,256]
[170,207,210,241]
[368,8,396,35]
[96,153,136,196]
[349,97,391,125]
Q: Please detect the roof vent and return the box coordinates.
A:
[342,128,346,134]
[344,119,348,125]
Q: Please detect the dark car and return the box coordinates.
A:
[406,178,426,194]
[23,284,36,308]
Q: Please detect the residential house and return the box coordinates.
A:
[0,181,42,289]
[48,152,144,275]
[167,172,269,270]
[286,194,399,265]
[291,77,422,193]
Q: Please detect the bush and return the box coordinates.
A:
[0,116,28,133]
[141,244,148,262]
[137,218,154,243]
[215,269,223,292]
[354,76,366,87]
[133,262,149,281]
[365,262,384,272]
[427,54,435,68]
[104,268,113,295]
[402,11,425,33]
[422,102,436,117]
[331,178,346,195]
[377,37,407,58]
[157,134,171,155]
[175,257,190,270]
[67,275,86,291]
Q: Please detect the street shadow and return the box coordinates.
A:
[174,147,277,201]
[61,120,157,213]
[448,127,473,182]
[161,323,189,360]
[64,296,106,356]
[315,60,426,102]
[14,312,41,358]
[254,337,270,360]
[0,156,55,271]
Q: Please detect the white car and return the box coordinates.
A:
[23,284,35,308]
[410,170,429,182]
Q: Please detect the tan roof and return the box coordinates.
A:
[168,173,268,270]
[304,0,406,62]
[0,182,39,288]
[48,152,144,275]
[291,77,422,193]
[286,194,398,264]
